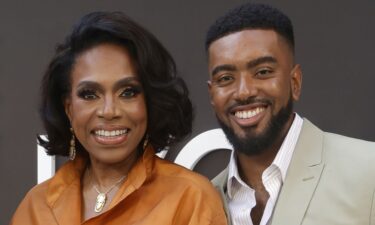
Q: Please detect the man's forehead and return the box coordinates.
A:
[209,29,279,50]
[208,29,294,64]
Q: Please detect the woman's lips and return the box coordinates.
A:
[92,128,129,145]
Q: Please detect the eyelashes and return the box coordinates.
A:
[77,89,98,100]
[76,85,142,100]
[120,86,142,98]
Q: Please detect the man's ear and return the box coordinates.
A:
[64,97,72,123]
[290,64,302,101]
[207,80,215,106]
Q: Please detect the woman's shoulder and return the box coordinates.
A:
[17,179,51,207]
[150,156,227,224]
[153,156,217,192]
[10,180,52,224]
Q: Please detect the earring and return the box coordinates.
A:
[143,134,149,150]
[69,128,76,160]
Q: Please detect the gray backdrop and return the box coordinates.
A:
[1,0,374,223]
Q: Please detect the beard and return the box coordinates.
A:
[217,96,294,156]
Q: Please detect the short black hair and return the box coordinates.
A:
[38,11,193,156]
[205,3,294,52]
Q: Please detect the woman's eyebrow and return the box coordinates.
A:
[77,81,103,92]
[76,76,140,92]
[113,76,140,90]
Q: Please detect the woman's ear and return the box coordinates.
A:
[64,97,72,122]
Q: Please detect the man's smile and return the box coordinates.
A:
[234,107,265,119]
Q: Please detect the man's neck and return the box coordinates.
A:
[236,113,295,189]
[236,146,277,189]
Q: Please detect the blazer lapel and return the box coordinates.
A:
[270,119,325,225]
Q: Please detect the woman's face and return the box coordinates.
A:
[64,43,147,165]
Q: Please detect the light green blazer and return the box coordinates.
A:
[212,119,375,225]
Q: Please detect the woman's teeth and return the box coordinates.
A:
[94,129,128,137]
[235,107,265,119]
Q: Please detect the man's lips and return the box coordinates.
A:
[234,107,265,119]
[229,102,269,127]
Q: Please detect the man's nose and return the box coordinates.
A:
[234,74,259,101]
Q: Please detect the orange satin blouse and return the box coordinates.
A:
[10,147,227,225]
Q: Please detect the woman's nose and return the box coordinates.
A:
[97,97,121,120]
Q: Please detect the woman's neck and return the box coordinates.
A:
[86,150,138,189]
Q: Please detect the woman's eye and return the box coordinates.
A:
[77,89,98,100]
[120,87,141,98]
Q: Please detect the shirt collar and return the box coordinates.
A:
[46,145,156,209]
[227,113,303,198]
[271,113,303,181]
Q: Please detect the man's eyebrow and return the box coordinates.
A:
[210,56,277,77]
[211,64,236,77]
[247,56,277,69]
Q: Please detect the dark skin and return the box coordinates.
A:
[64,43,147,221]
[237,114,293,225]
[208,29,302,224]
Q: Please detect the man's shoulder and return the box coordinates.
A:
[322,132,375,169]
[211,168,228,189]
[302,118,374,149]
[324,131,375,149]
[302,118,375,169]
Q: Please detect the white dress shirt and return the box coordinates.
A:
[226,114,303,225]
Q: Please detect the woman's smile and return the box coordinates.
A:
[92,127,130,146]
[65,43,147,164]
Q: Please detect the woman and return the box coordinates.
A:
[11,12,227,225]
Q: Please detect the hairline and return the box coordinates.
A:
[206,28,295,68]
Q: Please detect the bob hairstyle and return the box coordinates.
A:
[38,11,193,156]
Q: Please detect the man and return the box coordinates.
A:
[206,3,375,225]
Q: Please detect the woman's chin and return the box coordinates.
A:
[87,148,139,166]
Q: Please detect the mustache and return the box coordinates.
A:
[227,97,272,112]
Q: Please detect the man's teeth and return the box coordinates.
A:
[95,129,128,137]
[235,107,264,119]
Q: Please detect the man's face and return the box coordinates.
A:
[208,29,302,155]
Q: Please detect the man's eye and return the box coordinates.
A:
[219,76,233,82]
[77,89,98,100]
[120,87,141,98]
[215,74,234,85]
[256,68,273,76]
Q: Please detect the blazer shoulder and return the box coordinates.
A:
[301,118,375,156]
[211,168,228,189]
[324,132,375,147]
[323,132,375,156]
[321,132,375,181]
